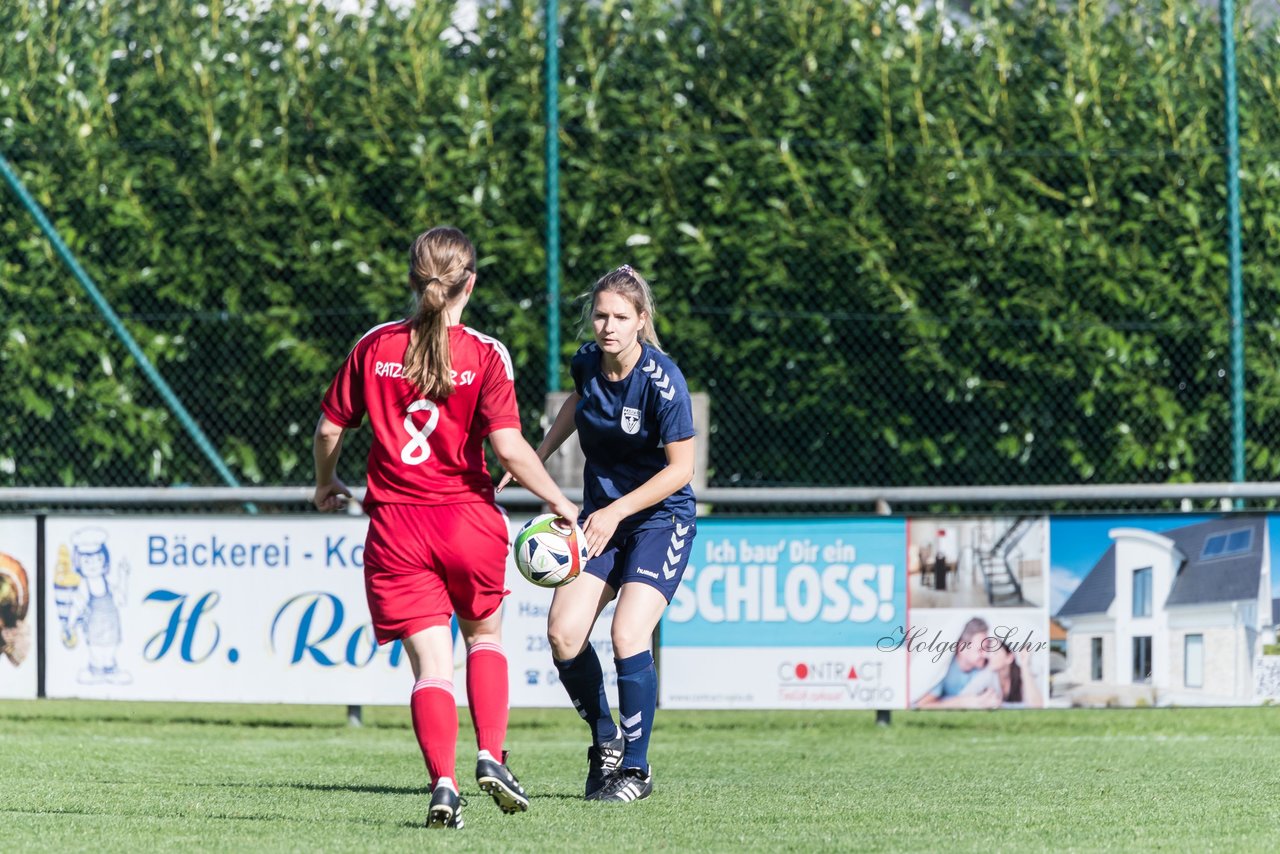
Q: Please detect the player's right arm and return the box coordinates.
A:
[312,414,353,512]
[496,391,580,492]
[314,329,372,512]
[488,427,578,522]
[538,390,581,460]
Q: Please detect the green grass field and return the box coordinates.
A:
[3,700,1278,852]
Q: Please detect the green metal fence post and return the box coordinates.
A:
[0,149,256,512]
[545,0,561,394]
[1220,1,1246,494]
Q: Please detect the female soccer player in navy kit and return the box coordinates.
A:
[313,226,578,830]
[501,264,696,804]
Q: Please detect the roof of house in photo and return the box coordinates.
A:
[1057,516,1266,618]
[1163,517,1266,606]
[1057,544,1116,618]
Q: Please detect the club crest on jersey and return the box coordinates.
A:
[621,406,641,435]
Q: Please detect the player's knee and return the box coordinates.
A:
[456,609,503,647]
[610,622,651,659]
[461,626,501,648]
[547,621,587,660]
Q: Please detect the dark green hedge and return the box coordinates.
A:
[4,0,1280,489]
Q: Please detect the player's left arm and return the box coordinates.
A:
[608,438,695,520]
[581,438,695,557]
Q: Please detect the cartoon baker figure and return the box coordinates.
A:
[64,527,132,685]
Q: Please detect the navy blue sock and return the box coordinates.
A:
[615,650,657,773]
[553,646,618,745]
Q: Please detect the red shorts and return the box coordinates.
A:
[363,502,511,644]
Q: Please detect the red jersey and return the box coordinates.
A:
[321,321,521,507]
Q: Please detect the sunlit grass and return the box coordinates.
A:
[3,701,1279,852]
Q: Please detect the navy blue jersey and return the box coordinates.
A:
[571,341,696,531]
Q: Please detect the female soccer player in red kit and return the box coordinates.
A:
[313,226,577,830]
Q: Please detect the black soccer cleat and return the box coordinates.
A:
[427,783,465,829]
[595,766,653,803]
[475,750,530,814]
[584,736,625,800]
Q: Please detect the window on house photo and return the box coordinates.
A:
[1133,636,1152,683]
[1090,637,1103,681]
[1184,634,1204,689]
[1132,567,1152,618]
[1200,528,1253,560]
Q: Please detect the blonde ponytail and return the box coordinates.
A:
[402,227,475,397]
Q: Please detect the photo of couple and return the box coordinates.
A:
[909,613,1046,710]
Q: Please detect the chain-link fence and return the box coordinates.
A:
[4,0,1280,491]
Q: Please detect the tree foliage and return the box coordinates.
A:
[2,0,1278,488]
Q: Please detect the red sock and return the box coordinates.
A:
[410,678,457,788]
[466,642,509,757]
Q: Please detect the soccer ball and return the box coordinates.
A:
[514,513,587,588]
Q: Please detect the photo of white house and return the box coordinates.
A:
[1053,515,1273,707]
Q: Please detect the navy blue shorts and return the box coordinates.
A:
[585,520,696,602]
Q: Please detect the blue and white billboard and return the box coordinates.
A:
[40,515,606,707]
[660,518,908,709]
[42,516,404,704]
